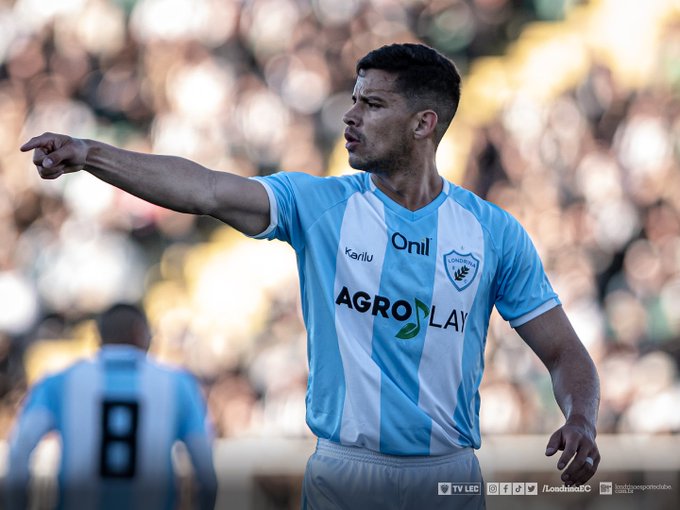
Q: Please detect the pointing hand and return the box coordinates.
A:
[21,132,88,180]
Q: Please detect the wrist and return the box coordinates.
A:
[82,138,103,170]
[566,413,597,437]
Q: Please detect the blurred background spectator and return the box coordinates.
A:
[1,0,679,444]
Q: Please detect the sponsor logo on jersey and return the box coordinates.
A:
[335,286,468,339]
[444,250,480,291]
[344,246,373,262]
[391,232,431,256]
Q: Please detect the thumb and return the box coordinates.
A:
[42,144,76,169]
[545,428,563,456]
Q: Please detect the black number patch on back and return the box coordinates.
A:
[99,400,139,479]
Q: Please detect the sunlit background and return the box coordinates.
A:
[1,0,679,453]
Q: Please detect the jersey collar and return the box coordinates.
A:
[366,173,450,221]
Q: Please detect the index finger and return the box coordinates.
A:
[21,139,42,152]
[20,133,53,152]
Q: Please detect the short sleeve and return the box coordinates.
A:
[494,215,560,327]
[20,375,61,422]
[249,172,301,247]
[176,372,213,441]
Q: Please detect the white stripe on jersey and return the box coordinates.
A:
[418,198,485,455]
[135,361,174,509]
[334,191,388,450]
[62,361,100,510]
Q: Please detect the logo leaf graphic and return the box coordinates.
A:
[454,265,470,281]
[396,322,419,340]
[395,299,429,340]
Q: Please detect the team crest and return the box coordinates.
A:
[444,250,480,291]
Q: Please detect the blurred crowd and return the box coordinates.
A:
[0,0,679,444]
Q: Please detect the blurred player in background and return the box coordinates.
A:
[20,43,599,509]
[5,303,217,510]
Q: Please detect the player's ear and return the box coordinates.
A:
[413,110,438,140]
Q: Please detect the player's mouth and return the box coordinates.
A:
[344,129,361,150]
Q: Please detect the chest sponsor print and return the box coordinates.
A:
[444,250,480,291]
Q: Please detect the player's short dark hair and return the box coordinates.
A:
[356,43,461,144]
[97,303,149,348]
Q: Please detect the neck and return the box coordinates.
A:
[369,158,442,211]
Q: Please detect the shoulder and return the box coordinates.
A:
[446,182,524,243]
[32,359,91,391]
[22,363,82,412]
[255,171,367,197]
[447,183,514,224]
[147,359,202,390]
[143,356,191,378]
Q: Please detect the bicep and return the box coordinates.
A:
[177,374,213,441]
[208,171,271,236]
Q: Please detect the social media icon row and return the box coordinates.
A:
[486,482,538,496]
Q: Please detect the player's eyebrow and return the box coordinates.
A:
[351,91,390,104]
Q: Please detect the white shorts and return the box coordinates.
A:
[302,439,486,510]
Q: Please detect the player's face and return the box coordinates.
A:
[342,69,417,173]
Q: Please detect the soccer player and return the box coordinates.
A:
[20,43,600,509]
[6,303,217,510]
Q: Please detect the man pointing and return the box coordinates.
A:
[21,43,600,509]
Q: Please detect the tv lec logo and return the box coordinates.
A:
[438,482,482,495]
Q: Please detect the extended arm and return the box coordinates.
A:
[515,305,600,486]
[20,133,270,236]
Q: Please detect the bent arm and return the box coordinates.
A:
[515,305,600,429]
[21,133,271,236]
[6,408,55,510]
[176,373,217,510]
[516,305,601,485]
[184,434,218,510]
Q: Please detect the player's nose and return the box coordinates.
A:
[342,103,361,127]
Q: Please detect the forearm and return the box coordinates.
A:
[517,306,600,430]
[5,448,30,510]
[6,410,54,510]
[185,435,217,510]
[23,132,271,234]
[84,140,217,216]
[549,349,600,431]
[517,306,600,482]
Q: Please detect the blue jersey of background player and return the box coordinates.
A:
[21,42,601,508]
[6,303,217,510]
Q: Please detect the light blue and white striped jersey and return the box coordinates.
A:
[7,345,216,510]
[253,171,559,456]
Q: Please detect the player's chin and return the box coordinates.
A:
[347,153,365,170]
